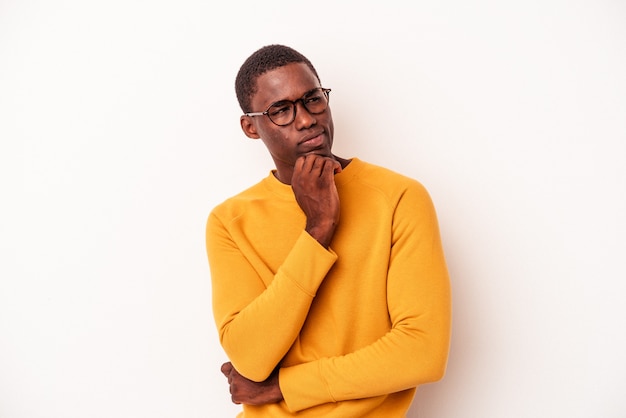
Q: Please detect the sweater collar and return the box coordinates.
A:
[262,158,362,200]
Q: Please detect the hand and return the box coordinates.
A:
[220,362,283,406]
[291,155,342,248]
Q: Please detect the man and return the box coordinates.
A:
[206,44,451,417]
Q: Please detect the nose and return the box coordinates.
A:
[293,100,316,130]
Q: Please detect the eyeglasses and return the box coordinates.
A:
[245,88,331,126]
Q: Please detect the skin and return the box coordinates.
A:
[240,62,350,248]
[222,62,351,405]
[221,362,282,406]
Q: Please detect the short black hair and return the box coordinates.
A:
[235,44,321,113]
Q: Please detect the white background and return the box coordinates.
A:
[2,1,625,417]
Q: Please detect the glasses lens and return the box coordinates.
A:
[267,102,294,126]
[303,89,329,114]
[265,89,330,126]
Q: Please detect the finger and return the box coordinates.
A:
[294,155,306,173]
[321,158,336,178]
[311,156,327,176]
[332,159,342,174]
[229,379,241,405]
[301,154,319,173]
[294,155,316,178]
[221,362,233,376]
[313,156,342,175]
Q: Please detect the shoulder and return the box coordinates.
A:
[349,160,440,228]
[345,158,431,202]
[208,178,270,223]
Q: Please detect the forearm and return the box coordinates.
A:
[281,181,452,412]
[208,222,338,381]
[218,266,322,381]
[279,298,451,411]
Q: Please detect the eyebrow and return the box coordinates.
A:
[268,87,321,107]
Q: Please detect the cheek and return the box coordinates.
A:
[260,130,292,154]
[325,113,334,143]
[270,130,290,147]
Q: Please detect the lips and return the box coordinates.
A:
[298,132,325,148]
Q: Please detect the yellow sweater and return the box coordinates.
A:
[206,158,451,417]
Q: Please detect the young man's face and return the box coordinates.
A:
[240,62,335,184]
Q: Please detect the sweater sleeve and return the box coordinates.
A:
[279,182,452,412]
[206,212,338,382]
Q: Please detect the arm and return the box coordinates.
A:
[207,155,342,382]
[291,155,342,249]
[207,217,336,382]
[279,181,452,412]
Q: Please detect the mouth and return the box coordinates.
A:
[298,131,325,148]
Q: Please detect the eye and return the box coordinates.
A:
[269,104,292,116]
[305,95,322,104]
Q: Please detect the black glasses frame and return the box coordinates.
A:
[244,88,331,126]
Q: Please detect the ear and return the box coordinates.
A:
[240,115,261,139]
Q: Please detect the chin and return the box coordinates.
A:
[305,149,333,158]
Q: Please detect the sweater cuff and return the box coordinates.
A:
[280,360,333,412]
[279,230,337,297]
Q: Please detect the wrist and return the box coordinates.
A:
[305,221,336,248]
[270,372,284,403]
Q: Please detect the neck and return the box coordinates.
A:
[273,155,351,185]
